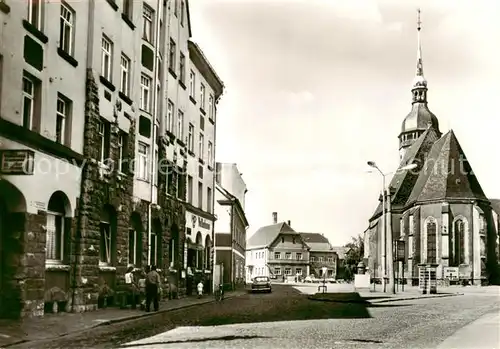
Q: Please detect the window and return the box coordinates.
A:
[427,220,437,263]
[177,110,184,140]
[296,253,302,260]
[189,70,195,98]
[187,175,193,203]
[153,149,158,186]
[208,94,214,120]
[198,133,204,158]
[285,252,291,259]
[168,38,176,71]
[188,124,194,152]
[173,0,178,16]
[22,76,35,130]
[123,0,132,17]
[138,142,149,181]
[310,256,316,262]
[179,52,185,83]
[318,256,324,262]
[140,74,152,112]
[46,212,64,262]
[176,172,183,199]
[27,0,42,30]
[296,268,302,275]
[207,141,213,167]
[198,182,203,209]
[59,2,74,55]
[142,4,153,42]
[97,119,110,163]
[200,115,205,131]
[120,54,131,96]
[207,187,212,213]
[166,100,174,133]
[101,36,112,81]
[100,207,116,266]
[274,252,281,259]
[200,83,206,109]
[284,268,292,276]
[170,237,176,267]
[56,95,71,145]
[454,220,465,266]
[274,267,281,275]
[327,257,333,262]
[180,0,185,26]
[128,229,137,265]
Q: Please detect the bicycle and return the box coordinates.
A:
[214,284,224,302]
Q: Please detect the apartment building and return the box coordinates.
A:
[246,212,310,282]
[299,233,338,279]
[214,163,249,288]
[0,0,223,318]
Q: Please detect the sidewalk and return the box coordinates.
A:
[0,291,246,348]
[436,310,500,349]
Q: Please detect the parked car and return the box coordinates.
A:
[250,276,272,293]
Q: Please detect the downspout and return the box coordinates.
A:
[71,0,96,312]
[147,0,162,267]
[230,201,235,289]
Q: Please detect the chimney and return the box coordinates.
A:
[287,220,291,226]
[272,212,277,224]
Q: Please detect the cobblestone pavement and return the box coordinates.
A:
[5,285,498,349]
[0,290,246,348]
[122,289,500,349]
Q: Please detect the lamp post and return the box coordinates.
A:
[367,161,417,294]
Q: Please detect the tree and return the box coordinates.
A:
[341,234,364,281]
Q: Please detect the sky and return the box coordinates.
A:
[188,0,500,246]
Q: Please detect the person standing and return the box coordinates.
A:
[122,266,138,309]
[197,280,204,298]
[145,265,161,312]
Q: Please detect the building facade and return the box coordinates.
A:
[365,12,500,286]
[246,212,310,281]
[214,163,249,288]
[300,233,338,279]
[0,0,224,318]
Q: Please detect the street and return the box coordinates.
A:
[9,284,499,349]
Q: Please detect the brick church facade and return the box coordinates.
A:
[365,12,500,286]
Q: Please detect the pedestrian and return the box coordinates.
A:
[197,279,204,298]
[139,266,150,310]
[122,265,138,309]
[145,265,161,312]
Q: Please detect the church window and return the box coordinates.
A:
[426,220,437,264]
[453,219,465,266]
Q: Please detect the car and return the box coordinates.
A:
[250,276,272,293]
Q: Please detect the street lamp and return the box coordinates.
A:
[367,161,417,294]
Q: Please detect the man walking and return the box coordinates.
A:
[145,265,161,312]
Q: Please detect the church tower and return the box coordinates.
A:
[398,9,442,161]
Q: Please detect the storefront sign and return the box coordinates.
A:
[183,242,188,269]
[0,150,35,175]
[198,217,211,230]
[443,267,459,280]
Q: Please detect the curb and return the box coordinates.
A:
[2,293,243,348]
[308,292,463,304]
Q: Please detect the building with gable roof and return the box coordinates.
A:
[365,11,500,286]
[245,212,310,282]
[299,233,338,279]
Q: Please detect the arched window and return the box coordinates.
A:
[204,235,211,270]
[426,219,437,264]
[453,219,465,266]
[46,191,70,263]
[100,205,117,266]
[129,213,143,267]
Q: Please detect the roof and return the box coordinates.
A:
[246,222,297,249]
[407,130,487,203]
[400,102,440,135]
[188,41,224,99]
[299,233,333,252]
[331,246,349,260]
[370,127,441,220]
[216,184,249,228]
[185,0,193,37]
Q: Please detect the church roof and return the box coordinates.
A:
[246,222,297,249]
[370,127,441,220]
[407,130,487,203]
[489,199,500,215]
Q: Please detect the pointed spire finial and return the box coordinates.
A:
[413,8,426,89]
[417,8,421,31]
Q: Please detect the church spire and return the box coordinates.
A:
[412,8,427,103]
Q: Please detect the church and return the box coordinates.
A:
[365,11,500,286]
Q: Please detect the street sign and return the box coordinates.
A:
[443,267,459,281]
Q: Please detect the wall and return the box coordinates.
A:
[216,163,247,209]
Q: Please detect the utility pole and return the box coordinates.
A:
[386,188,396,294]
